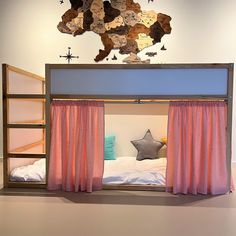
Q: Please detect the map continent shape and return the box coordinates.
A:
[58,0,172,62]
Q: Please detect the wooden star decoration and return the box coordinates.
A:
[59,47,79,64]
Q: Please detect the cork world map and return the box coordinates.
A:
[58,0,172,63]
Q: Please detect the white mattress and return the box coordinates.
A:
[10,157,167,185]
[103,156,166,185]
[10,159,46,182]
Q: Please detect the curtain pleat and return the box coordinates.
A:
[47,101,104,193]
[166,101,230,195]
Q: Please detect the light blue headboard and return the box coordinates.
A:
[49,65,229,97]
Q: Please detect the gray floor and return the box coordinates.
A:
[0,159,236,236]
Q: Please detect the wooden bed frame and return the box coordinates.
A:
[2,63,234,191]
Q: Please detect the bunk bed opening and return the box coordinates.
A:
[103,102,169,189]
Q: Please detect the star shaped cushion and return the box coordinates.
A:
[131,130,164,161]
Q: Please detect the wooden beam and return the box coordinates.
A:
[8,98,45,103]
[10,120,45,124]
[7,124,46,129]
[226,63,234,191]
[7,65,45,82]
[102,184,166,191]
[45,64,51,188]
[9,140,45,153]
[51,94,228,101]
[46,63,232,70]
[2,64,9,187]
[6,94,46,99]
[7,153,46,158]
[7,182,46,188]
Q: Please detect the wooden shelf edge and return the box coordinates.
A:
[51,94,228,101]
[6,94,46,99]
[7,153,46,158]
[9,120,45,125]
[7,124,46,129]
[6,182,46,189]
[102,184,166,191]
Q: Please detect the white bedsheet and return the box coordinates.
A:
[10,157,167,185]
[10,159,46,182]
[103,156,166,185]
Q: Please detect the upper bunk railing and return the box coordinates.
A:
[46,64,233,100]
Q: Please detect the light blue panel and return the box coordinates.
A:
[50,68,228,95]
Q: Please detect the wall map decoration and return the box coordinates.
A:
[58,0,172,63]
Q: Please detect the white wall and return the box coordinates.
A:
[0,0,236,160]
[105,104,168,157]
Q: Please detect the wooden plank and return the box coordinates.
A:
[42,81,46,94]
[42,83,46,154]
[7,124,46,129]
[45,64,51,188]
[51,94,228,101]
[7,64,45,82]
[7,182,46,189]
[10,120,45,124]
[102,184,166,191]
[226,63,234,191]
[7,153,46,158]
[2,64,9,187]
[9,140,45,153]
[52,98,226,102]
[6,94,46,99]
[8,98,45,102]
[46,63,232,70]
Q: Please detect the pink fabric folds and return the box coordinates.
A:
[166,101,230,195]
[47,101,104,193]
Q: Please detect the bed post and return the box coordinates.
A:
[227,63,234,192]
[2,64,9,187]
[45,64,51,188]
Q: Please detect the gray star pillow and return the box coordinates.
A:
[131,130,164,161]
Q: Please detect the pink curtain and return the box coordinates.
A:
[166,101,230,195]
[47,101,104,193]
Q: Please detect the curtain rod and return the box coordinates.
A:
[51,98,227,104]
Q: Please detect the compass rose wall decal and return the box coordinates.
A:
[59,47,79,64]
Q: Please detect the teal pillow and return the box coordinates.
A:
[105,136,116,160]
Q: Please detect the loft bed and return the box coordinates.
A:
[2,63,234,193]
